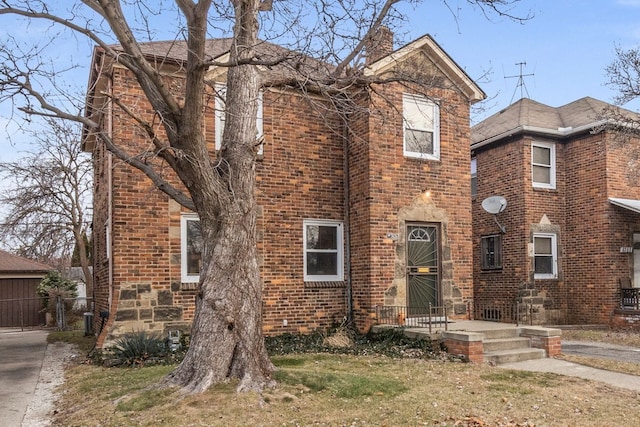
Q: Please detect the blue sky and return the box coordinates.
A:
[403,0,640,122]
[1,0,639,160]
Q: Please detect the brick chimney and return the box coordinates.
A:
[366,26,394,65]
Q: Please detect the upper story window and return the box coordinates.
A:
[403,93,440,160]
[531,142,556,189]
[181,214,202,283]
[471,157,478,197]
[533,233,557,279]
[303,219,344,282]
[481,234,502,270]
[214,84,264,154]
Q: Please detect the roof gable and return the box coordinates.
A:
[364,33,485,103]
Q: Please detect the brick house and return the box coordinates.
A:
[84,32,484,346]
[471,96,640,327]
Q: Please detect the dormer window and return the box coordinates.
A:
[403,93,440,160]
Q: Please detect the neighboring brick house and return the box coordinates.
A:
[471,96,640,326]
[84,32,484,346]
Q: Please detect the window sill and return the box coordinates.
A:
[534,277,558,281]
[532,186,557,192]
[180,282,199,291]
[304,281,346,289]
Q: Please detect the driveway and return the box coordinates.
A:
[0,329,49,427]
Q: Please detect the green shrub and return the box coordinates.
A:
[37,271,78,319]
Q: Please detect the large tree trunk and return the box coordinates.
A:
[162,0,273,393]
[162,204,274,393]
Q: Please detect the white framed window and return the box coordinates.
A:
[533,233,557,279]
[531,142,556,189]
[214,84,264,154]
[403,93,440,160]
[181,214,202,283]
[481,234,502,270]
[303,219,344,282]
[105,217,111,260]
[471,157,477,197]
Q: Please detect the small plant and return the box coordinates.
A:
[37,271,78,321]
[106,331,167,366]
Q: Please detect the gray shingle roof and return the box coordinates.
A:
[0,250,52,274]
[472,97,637,146]
[110,38,334,83]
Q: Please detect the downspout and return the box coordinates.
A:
[343,118,353,324]
[107,75,114,316]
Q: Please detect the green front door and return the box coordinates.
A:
[406,224,440,315]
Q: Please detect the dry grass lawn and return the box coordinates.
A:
[53,352,640,427]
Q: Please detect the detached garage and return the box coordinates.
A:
[0,250,52,327]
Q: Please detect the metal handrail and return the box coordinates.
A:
[374,304,448,333]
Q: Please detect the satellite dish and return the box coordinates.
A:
[481,196,507,215]
[481,196,507,234]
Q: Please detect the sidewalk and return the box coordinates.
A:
[499,340,640,392]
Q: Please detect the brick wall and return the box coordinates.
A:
[350,82,474,330]
[473,139,527,312]
[473,128,640,326]
[92,60,475,344]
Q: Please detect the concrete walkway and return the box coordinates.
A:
[499,338,640,392]
[399,320,640,391]
[0,329,49,427]
[499,357,640,391]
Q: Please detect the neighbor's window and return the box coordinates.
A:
[303,219,344,282]
[481,234,502,270]
[181,214,202,283]
[214,84,264,153]
[403,93,440,160]
[533,233,557,279]
[471,157,478,197]
[532,142,556,189]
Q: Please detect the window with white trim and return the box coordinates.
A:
[481,234,502,270]
[214,84,264,154]
[471,157,478,197]
[531,142,556,189]
[403,93,440,160]
[303,220,344,282]
[533,233,557,279]
[181,214,202,283]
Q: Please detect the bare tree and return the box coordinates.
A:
[0,118,93,292]
[0,0,527,394]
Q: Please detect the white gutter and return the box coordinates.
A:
[471,119,611,150]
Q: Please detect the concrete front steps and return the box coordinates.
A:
[440,323,562,364]
[481,328,546,365]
